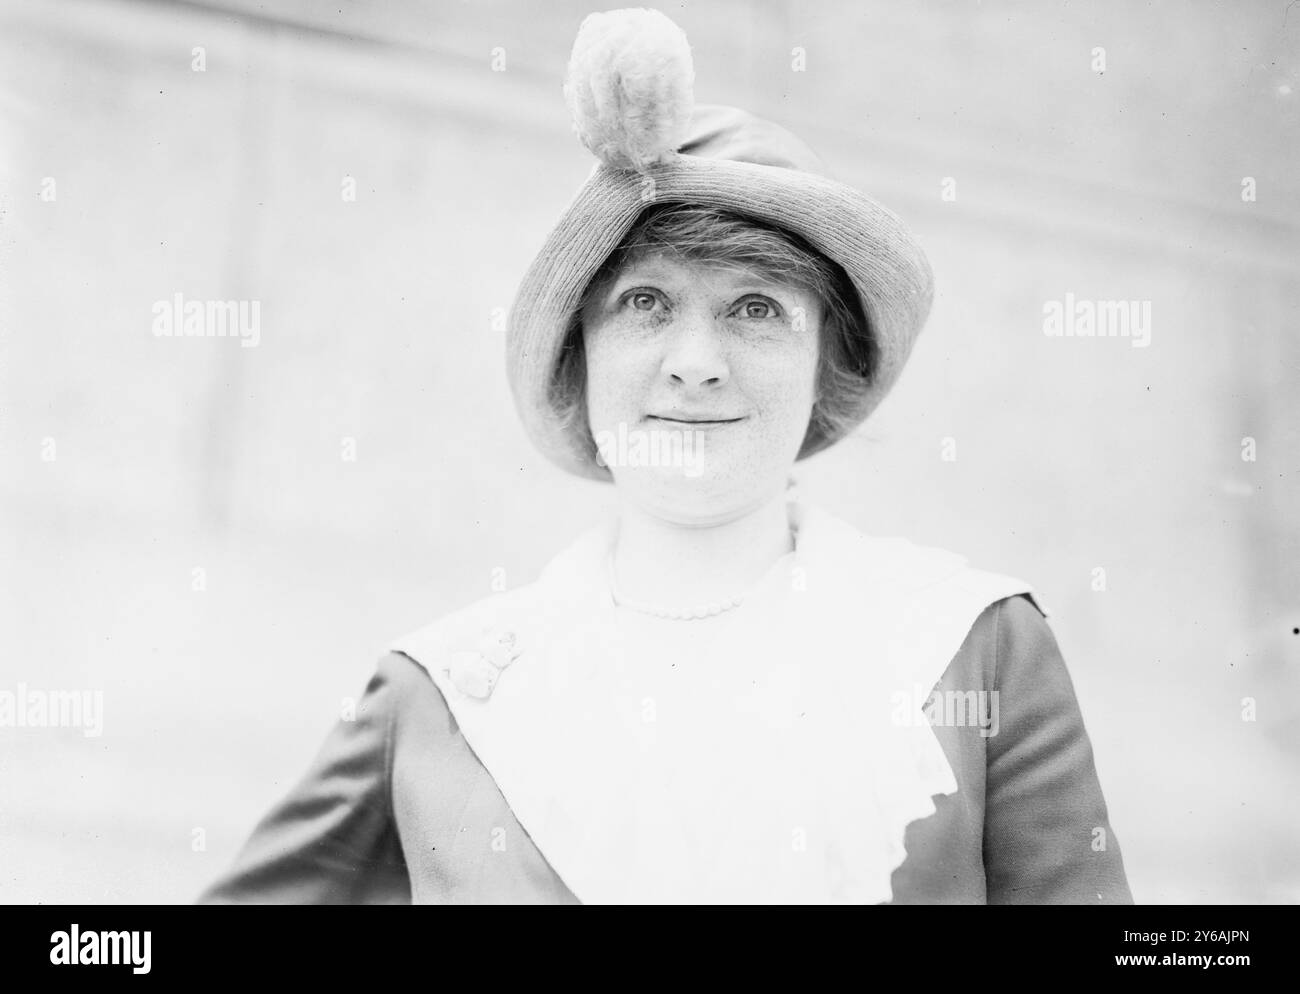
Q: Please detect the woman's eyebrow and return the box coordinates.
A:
[728,281,792,295]
[701,275,799,298]
[610,264,674,286]
[605,264,797,299]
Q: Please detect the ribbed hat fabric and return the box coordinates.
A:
[507,103,934,482]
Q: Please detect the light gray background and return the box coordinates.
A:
[1,0,1297,903]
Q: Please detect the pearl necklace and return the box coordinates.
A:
[605,554,747,620]
[605,550,769,621]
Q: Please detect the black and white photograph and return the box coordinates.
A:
[1,0,1297,919]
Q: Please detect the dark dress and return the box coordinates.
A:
[197,594,1133,904]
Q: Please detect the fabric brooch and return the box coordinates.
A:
[443,630,522,700]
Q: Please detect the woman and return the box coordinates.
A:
[198,8,1132,905]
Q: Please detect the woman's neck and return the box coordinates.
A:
[610,490,795,609]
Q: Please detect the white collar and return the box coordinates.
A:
[391,500,1036,903]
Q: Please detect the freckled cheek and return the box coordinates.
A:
[735,346,819,415]
[584,344,658,422]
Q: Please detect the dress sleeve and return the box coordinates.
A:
[196,655,411,904]
[982,595,1134,904]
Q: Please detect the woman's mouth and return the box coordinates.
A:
[646,415,744,428]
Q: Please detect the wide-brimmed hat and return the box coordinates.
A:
[507,8,934,482]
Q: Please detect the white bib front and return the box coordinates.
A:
[391,501,1037,904]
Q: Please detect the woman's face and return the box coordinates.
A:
[580,251,821,525]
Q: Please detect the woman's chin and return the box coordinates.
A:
[611,466,786,526]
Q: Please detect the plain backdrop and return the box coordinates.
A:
[1,0,1297,903]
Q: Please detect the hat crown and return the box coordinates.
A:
[677,104,830,176]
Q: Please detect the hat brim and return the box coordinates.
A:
[507,153,934,481]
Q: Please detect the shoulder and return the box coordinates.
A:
[941,593,1053,691]
[965,592,1048,635]
[980,591,1054,666]
[968,596,1101,769]
[983,592,1072,694]
[372,649,439,697]
[940,594,1106,792]
[368,651,460,746]
[370,581,548,713]
[386,583,543,669]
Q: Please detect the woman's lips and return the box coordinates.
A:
[646,415,744,427]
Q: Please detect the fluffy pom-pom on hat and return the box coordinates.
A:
[562,7,695,172]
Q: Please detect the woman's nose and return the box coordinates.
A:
[660,314,730,388]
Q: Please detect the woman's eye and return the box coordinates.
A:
[735,297,781,320]
[627,291,660,312]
